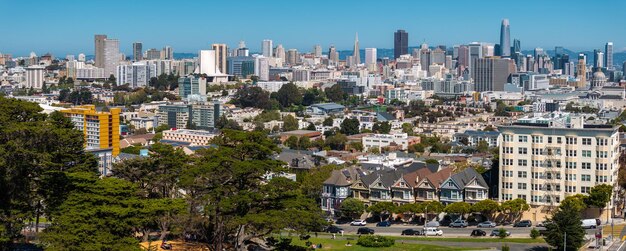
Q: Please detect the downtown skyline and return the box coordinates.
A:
[2,0,626,56]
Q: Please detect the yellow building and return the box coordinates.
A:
[61,105,121,156]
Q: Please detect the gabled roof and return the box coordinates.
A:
[323,166,363,186]
[450,168,488,190]
[377,112,396,122]
[422,168,453,188]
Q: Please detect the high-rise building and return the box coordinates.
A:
[236,41,249,57]
[468,42,483,74]
[132,42,143,61]
[61,105,121,157]
[576,54,587,88]
[25,65,44,89]
[457,45,469,67]
[262,39,273,57]
[365,48,377,71]
[146,49,161,60]
[274,44,286,64]
[162,46,173,60]
[116,63,157,88]
[498,116,619,209]
[178,75,207,99]
[594,49,604,69]
[227,56,255,77]
[394,29,409,59]
[472,57,516,92]
[94,34,107,68]
[211,43,228,74]
[198,50,217,75]
[286,49,298,66]
[254,56,270,81]
[328,45,339,65]
[313,45,322,58]
[605,42,614,70]
[420,47,431,71]
[430,47,446,65]
[78,53,86,62]
[353,33,360,65]
[500,19,511,57]
[534,48,544,59]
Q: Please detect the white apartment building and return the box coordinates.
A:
[498,114,619,209]
[117,63,157,88]
[162,129,217,145]
[362,133,413,151]
[25,65,44,89]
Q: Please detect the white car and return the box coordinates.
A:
[423,227,443,236]
[350,219,367,226]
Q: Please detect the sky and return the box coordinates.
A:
[1,0,626,57]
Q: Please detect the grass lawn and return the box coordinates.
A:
[288,237,484,251]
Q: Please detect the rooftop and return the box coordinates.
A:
[163,129,217,136]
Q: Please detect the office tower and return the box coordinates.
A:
[468,42,483,73]
[146,48,161,60]
[25,65,44,89]
[472,57,516,92]
[328,45,339,64]
[274,44,286,63]
[133,42,143,61]
[353,33,360,65]
[254,56,270,81]
[420,47,431,71]
[157,104,191,129]
[513,39,521,54]
[605,42,613,69]
[457,45,469,67]
[482,44,495,57]
[236,41,249,57]
[533,48,544,59]
[162,46,173,60]
[565,61,575,77]
[61,105,121,156]
[445,55,453,69]
[365,48,377,71]
[116,63,157,88]
[394,29,409,59]
[262,39,273,57]
[178,75,207,99]
[286,49,298,65]
[576,54,587,88]
[313,45,322,58]
[198,50,217,75]
[102,38,120,77]
[430,48,446,65]
[94,34,107,68]
[210,44,228,74]
[226,56,255,77]
[498,118,619,207]
[553,46,564,70]
[500,19,511,57]
[593,50,604,68]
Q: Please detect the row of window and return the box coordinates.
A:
[504,171,612,182]
[501,149,609,158]
[503,135,612,146]
[504,159,610,169]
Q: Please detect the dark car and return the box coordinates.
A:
[514,220,532,227]
[376,221,392,227]
[401,229,420,236]
[357,227,375,235]
[470,229,487,237]
[326,225,344,234]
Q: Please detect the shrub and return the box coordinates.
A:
[357,235,395,248]
[530,228,540,239]
[498,228,508,239]
[502,244,510,251]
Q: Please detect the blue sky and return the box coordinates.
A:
[1,0,625,56]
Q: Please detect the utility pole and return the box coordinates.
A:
[563,231,566,251]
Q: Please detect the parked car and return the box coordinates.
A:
[477,221,497,228]
[326,225,344,234]
[514,220,532,227]
[401,229,421,236]
[423,227,443,236]
[581,219,598,229]
[357,227,375,235]
[425,220,440,227]
[470,229,487,237]
[536,221,546,227]
[449,220,468,228]
[376,221,392,227]
[490,229,511,237]
[350,219,367,226]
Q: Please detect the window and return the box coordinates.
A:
[566,137,577,145]
[503,159,513,166]
[518,159,528,166]
[503,134,513,142]
[582,138,592,145]
[502,170,513,177]
[517,183,527,190]
[596,163,608,170]
[547,137,553,144]
[582,162,591,169]
[565,174,576,181]
[532,172,542,179]
[532,183,543,191]
[582,150,592,158]
[518,171,527,178]
[566,162,577,169]
[566,150,577,157]
[532,160,543,167]
[518,194,527,200]
[581,174,591,182]
[557,137,562,144]
[503,147,513,154]
[518,147,528,154]
[596,176,608,182]
[518,136,528,143]
[502,194,512,201]
[503,182,513,189]
[532,136,543,143]
[597,138,608,146]
[581,186,591,193]
[532,148,544,155]
[566,186,576,193]
[597,151,608,158]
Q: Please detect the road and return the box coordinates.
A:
[335,224,601,237]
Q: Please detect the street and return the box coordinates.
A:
[335,224,601,237]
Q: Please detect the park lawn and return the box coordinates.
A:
[289,237,483,251]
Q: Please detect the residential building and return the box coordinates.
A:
[362,133,418,151]
[178,75,207,99]
[94,35,120,77]
[162,129,217,145]
[605,42,613,69]
[415,168,453,202]
[262,39,273,58]
[116,63,157,88]
[133,42,143,61]
[439,168,488,204]
[321,166,365,215]
[190,102,222,130]
[157,104,191,129]
[61,105,121,156]
[211,43,228,74]
[452,130,500,147]
[25,65,44,89]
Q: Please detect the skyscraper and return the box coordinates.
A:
[262,39,273,57]
[328,45,339,65]
[162,46,173,60]
[211,44,228,74]
[274,44,286,65]
[353,33,360,65]
[499,19,511,57]
[576,54,587,88]
[94,34,107,68]
[365,48,377,71]
[198,50,216,75]
[236,41,249,57]
[102,38,120,77]
[133,42,143,61]
[605,42,613,69]
[394,29,408,59]
[287,49,298,65]
[472,57,516,92]
[593,49,604,68]
[313,45,322,58]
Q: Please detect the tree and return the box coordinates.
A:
[276,82,302,108]
[401,123,414,135]
[298,136,311,150]
[306,123,316,131]
[372,121,391,134]
[322,117,334,127]
[324,84,344,102]
[339,198,366,219]
[500,198,530,221]
[395,203,420,222]
[367,202,396,222]
[216,115,243,130]
[339,118,360,135]
[476,140,489,153]
[444,202,471,219]
[585,184,613,216]
[544,203,585,251]
[285,135,299,148]
[418,201,444,222]
[560,194,588,212]
[349,141,364,152]
[283,114,299,131]
[298,165,339,200]
[325,133,348,150]
[471,199,499,220]
[302,88,324,106]
[232,86,271,109]
[497,228,508,239]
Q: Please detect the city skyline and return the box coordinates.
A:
[2,0,626,56]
